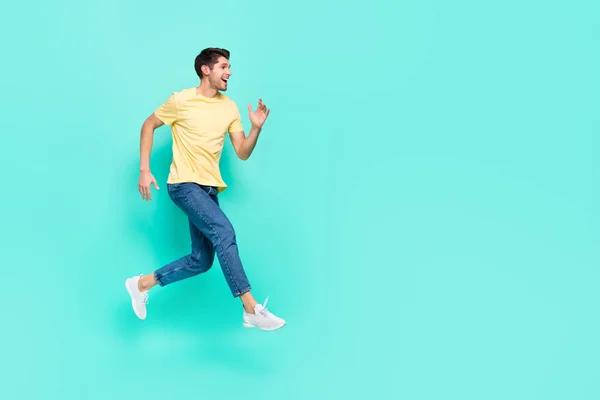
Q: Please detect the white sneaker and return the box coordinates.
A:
[125,275,148,320]
[243,297,286,331]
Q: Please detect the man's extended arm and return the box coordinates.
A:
[229,99,271,160]
[138,114,164,201]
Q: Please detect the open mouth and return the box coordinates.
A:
[222,77,228,84]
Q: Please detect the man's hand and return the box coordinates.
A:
[138,170,160,201]
[247,99,270,129]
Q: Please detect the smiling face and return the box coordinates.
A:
[194,48,233,93]
[204,56,231,91]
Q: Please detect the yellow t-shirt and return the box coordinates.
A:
[154,88,243,192]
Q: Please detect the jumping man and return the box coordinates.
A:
[125,47,286,331]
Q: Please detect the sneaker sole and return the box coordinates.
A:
[243,321,286,331]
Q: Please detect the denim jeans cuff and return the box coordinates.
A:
[154,271,166,287]
[234,286,252,298]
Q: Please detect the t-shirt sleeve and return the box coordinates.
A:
[228,106,243,133]
[154,93,178,126]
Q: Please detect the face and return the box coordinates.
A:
[204,56,231,91]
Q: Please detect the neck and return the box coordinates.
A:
[197,79,219,98]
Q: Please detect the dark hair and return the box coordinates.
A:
[194,48,230,78]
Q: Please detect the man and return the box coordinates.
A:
[125,47,286,331]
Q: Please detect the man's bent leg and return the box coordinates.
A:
[126,189,216,320]
[168,183,252,298]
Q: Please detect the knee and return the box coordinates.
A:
[204,251,216,267]
[211,222,237,247]
[187,252,213,274]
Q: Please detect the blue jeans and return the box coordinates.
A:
[153,182,252,297]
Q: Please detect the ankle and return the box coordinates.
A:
[138,275,156,292]
[138,281,147,292]
[240,292,257,314]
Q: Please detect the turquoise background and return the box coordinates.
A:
[1,0,599,398]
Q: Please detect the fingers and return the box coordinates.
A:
[138,174,159,201]
[139,185,147,201]
[258,99,269,117]
[141,185,150,201]
[260,99,269,120]
[248,99,271,121]
[138,183,157,201]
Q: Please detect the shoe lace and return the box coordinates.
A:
[258,297,270,317]
[141,292,149,304]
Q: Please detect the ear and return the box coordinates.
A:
[201,65,210,76]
